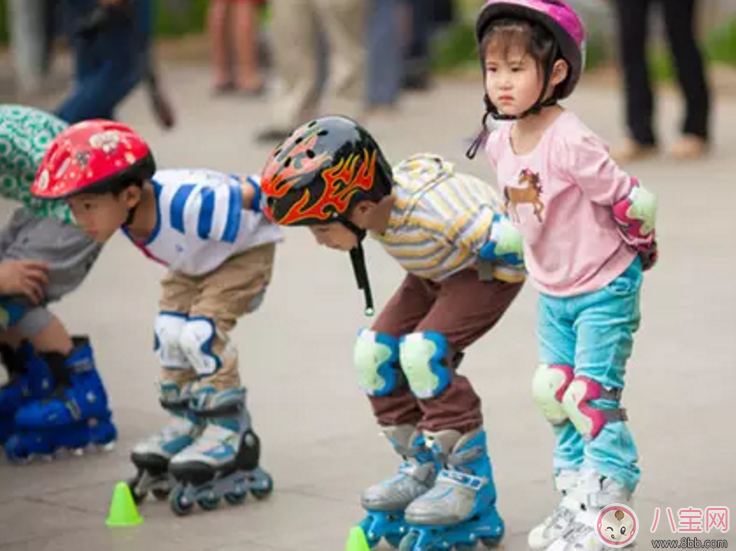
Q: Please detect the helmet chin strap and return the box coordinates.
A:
[466,46,560,160]
[339,217,375,317]
[123,204,139,228]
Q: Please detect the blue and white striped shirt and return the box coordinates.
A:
[124,168,282,275]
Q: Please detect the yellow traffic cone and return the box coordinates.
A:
[105,481,144,527]
[345,526,371,551]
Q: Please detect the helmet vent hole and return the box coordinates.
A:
[306,150,316,159]
[307,121,317,128]
[317,130,328,137]
[284,157,292,167]
[295,137,303,144]
[274,148,282,156]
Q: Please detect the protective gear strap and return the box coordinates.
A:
[353,328,400,397]
[561,376,627,440]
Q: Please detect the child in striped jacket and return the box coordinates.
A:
[260,115,525,551]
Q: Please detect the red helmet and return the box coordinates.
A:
[31,119,155,200]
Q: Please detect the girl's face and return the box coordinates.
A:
[484,45,544,117]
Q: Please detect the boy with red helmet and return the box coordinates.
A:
[260,115,525,550]
[469,2,658,550]
[0,105,113,461]
[31,119,282,515]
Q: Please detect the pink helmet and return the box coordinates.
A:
[475,0,586,99]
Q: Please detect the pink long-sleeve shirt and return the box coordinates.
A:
[485,110,637,297]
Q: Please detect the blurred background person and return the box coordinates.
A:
[255,0,367,143]
[208,0,266,96]
[610,0,711,162]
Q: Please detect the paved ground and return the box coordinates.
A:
[0,59,734,551]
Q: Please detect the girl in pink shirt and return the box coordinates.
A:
[467,2,658,551]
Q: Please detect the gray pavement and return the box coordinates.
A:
[1,61,735,551]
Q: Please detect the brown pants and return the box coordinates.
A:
[158,244,276,392]
[369,269,523,433]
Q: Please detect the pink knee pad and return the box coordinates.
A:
[561,376,627,439]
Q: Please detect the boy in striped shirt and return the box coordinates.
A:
[31,119,281,513]
[260,116,524,548]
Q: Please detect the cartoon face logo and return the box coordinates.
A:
[597,504,639,548]
[88,130,121,154]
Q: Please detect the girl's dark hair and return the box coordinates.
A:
[480,17,558,75]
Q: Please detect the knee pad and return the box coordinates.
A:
[561,376,627,440]
[154,312,188,369]
[531,363,574,425]
[353,329,400,397]
[0,297,27,331]
[399,331,456,400]
[179,316,223,377]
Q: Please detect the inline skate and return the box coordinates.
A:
[167,386,273,516]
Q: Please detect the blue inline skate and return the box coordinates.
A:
[127,382,204,504]
[0,342,55,445]
[5,336,117,462]
[167,386,273,516]
[359,425,438,548]
[399,428,505,551]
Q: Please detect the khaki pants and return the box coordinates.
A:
[158,244,275,392]
[270,0,367,128]
[369,270,523,433]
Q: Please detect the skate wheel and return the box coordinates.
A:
[152,488,171,501]
[97,441,116,453]
[5,437,31,465]
[72,448,85,457]
[250,473,273,500]
[399,532,418,551]
[197,495,221,511]
[126,479,147,505]
[224,491,247,506]
[170,486,194,517]
[480,537,502,549]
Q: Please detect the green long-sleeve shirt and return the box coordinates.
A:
[0,104,72,224]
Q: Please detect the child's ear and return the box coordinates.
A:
[122,185,142,208]
[550,59,569,88]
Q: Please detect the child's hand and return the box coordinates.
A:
[239,177,262,213]
[0,260,49,305]
[638,240,658,271]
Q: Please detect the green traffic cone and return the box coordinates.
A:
[105,481,144,527]
[345,526,371,551]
